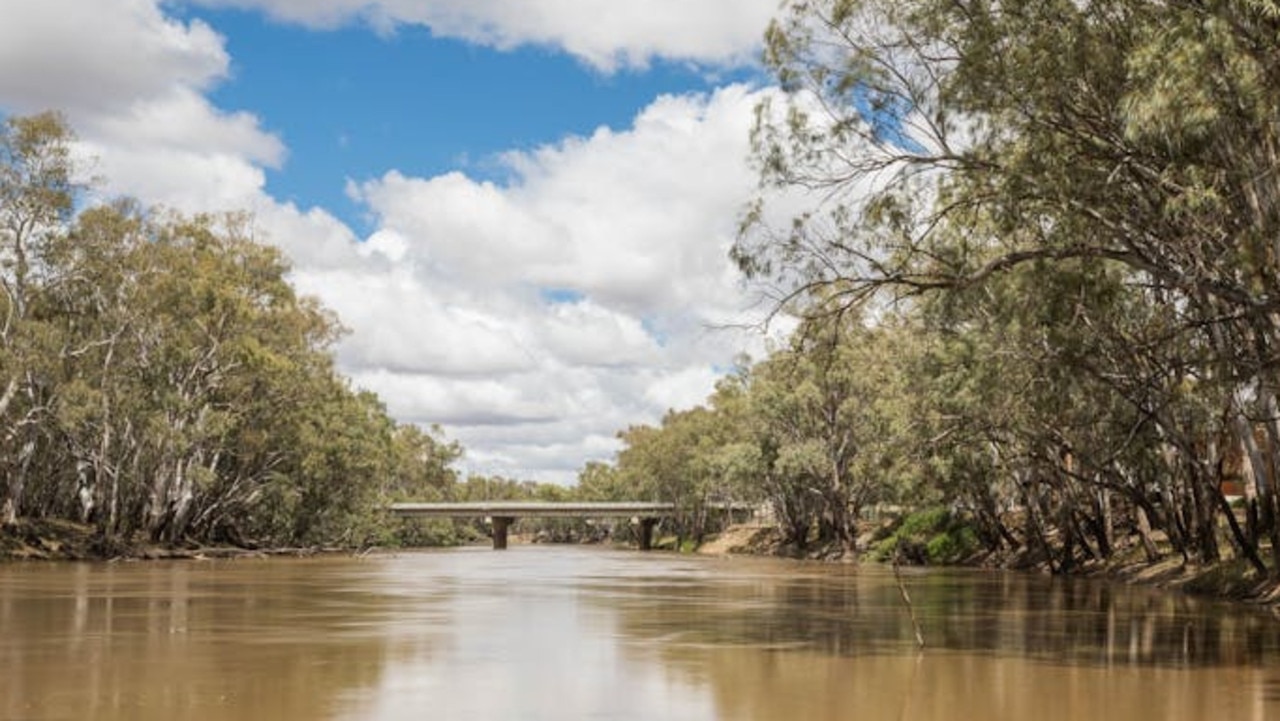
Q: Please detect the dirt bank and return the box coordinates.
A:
[696,523,851,561]
[0,519,340,562]
[696,524,781,556]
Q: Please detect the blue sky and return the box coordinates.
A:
[197,7,755,233]
[0,0,788,483]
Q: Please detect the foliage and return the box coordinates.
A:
[610,371,766,546]
[590,0,1280,577]
[0,113,464,550]
[724,0,1280,575]
[872,507,981,565]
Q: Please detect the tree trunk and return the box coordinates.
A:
[1259,391,1280,574]
[1135,503,1161,563]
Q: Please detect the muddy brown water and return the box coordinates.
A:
[2,546,1278,720]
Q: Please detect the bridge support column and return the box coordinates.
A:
[491,516,514,550]
[638,518,658,551]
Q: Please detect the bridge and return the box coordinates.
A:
[388,501,752,550]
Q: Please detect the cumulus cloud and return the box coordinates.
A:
[0,0,285,222]
[291,86,780,482]
[0,0,228,117]
[1,0,364,315]
[351,87,768,322]
[0,0,785,484]
[184,0,778,71]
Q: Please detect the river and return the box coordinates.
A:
[2,546,1278,720]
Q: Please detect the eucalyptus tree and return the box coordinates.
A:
[574,461,627,501]
[739,0,1280,572]
[0,112,77,525]
[34,201,154,533]
[614,407,722,545]
[746,311,916,554]
[608,374,765,546]
[910,256,1241,570]
[383,424,461,502]
[29,204,381,544]
[0,112,464,549]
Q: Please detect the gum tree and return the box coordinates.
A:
[738,0,1280,572]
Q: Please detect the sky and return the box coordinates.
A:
[0,0,793,484]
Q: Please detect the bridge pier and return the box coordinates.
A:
[637,518,658,551]
[490,516,514,550]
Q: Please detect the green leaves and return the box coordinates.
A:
[729,0,1280,570]
[0,113,464,548]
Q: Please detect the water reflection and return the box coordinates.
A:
[599,560,1280,668]
[693,649,1280,721]
[0,559,395,721]
[330,549,716,721]
[1,548,1278,721]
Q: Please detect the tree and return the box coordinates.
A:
[747,310,916,554]
[607,372,765,547]
[737,0,1280,573]
[575,461,627,501]
[0,112,465,550]
[0,112,77,525]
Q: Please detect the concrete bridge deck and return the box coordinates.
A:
[389,501,677,518]
[388,501,675,549]
[388,501,752,549]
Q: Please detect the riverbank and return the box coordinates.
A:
[9,517,1279,611]
[1081,556,1280,608]
[697,522,1280,611]
[0,519,343,561]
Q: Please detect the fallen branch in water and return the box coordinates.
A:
[892,553,926,649]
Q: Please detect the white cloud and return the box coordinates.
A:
[87,89,284,167]
[326,84,782,482]
[538,300,661,369]
[303,265,542,378]
[644,366,724,414]
[183,0,778,71]
[0,0,228,117]
[0,0,284,222]
[0,0,786,484]
[351,87,768,319]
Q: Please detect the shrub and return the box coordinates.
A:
[872,507,981,565]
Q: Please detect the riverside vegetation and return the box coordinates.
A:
[0,112,466,556]
[592,0,1280,603]
[6,1,1280,606]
